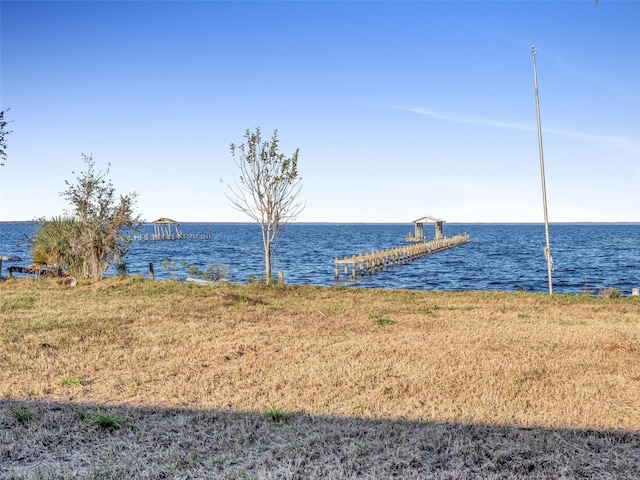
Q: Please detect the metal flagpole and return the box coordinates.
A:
[531,45,553,295]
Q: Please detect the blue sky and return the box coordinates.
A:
[1,0,638,223]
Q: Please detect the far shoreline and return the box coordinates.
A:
[1,220,639,226]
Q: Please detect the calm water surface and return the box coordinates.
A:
[1,223,638,295]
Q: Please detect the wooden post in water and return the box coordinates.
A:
[149,262,155,281]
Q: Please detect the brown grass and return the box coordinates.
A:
[1,277,639,478]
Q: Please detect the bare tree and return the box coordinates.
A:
[0,108,11,166]
[227,128,305,283]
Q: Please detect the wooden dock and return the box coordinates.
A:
[334,234,470,280]
[132,233,211,241]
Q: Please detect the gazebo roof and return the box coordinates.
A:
[152,218,180,225]
[412,215,444,224]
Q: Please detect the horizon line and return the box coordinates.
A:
[2,220,639,226]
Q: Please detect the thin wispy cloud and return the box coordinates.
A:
[396,106,640,155]
[543,127,640,155]
[400,107,536,133]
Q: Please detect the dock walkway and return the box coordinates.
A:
[334,234,470,280]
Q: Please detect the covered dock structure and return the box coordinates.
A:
[406,215,444,243]
[151,218,185,240]
[132,218,211,241]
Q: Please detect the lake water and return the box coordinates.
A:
[1,222,638,295]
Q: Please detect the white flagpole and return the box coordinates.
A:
[531,45,553,295]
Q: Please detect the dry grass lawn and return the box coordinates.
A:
[1,277,639,478]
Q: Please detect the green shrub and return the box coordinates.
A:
[181,261,230,282]
[10,407,34,424]
[93,412,127,430]
[264,407,288,422]
[58,376,83,387]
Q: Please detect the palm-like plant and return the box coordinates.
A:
[31,216,82,276]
